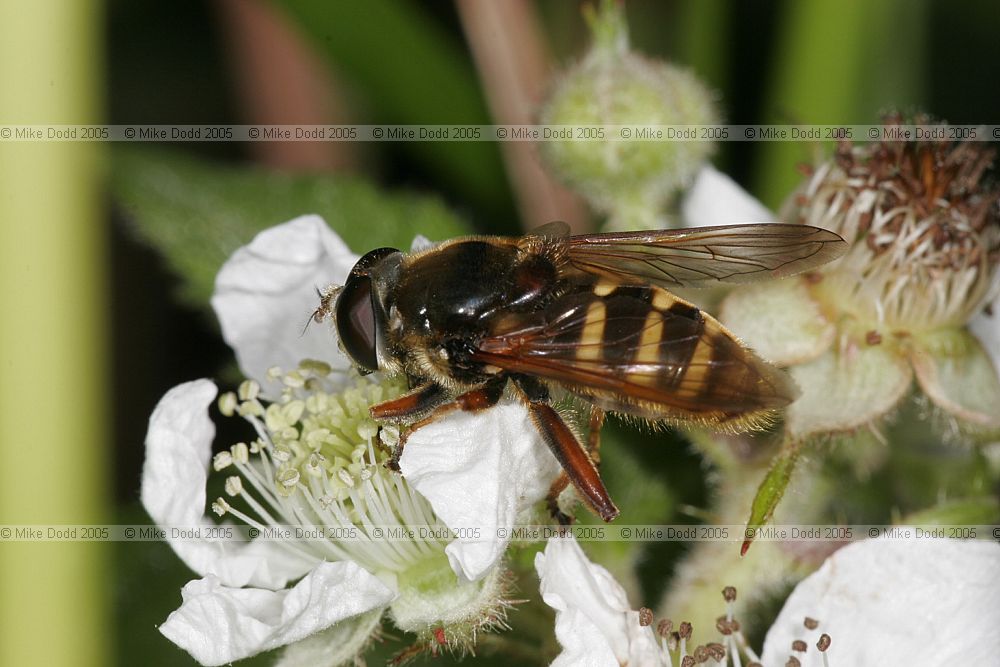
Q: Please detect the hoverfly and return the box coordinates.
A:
[313,222,846,522]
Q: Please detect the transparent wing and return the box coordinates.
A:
[567,223,846,288]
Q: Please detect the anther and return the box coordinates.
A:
[817,634,831,651]
[678,621,693,640]
[238,380,260,401]
[218,392,237,417]
[231,442,249,463]
[792,639,807,652]
[656,619,673,638]
[211,498,230,516]
[224,476,243,496]
[638,607,653,626]
[213,451,233,471]
[722,586,737,602]
[804,617,819,630]
[705,643,726,661]
[277,468,300,488]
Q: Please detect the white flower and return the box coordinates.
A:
[143,215,558,665]
[762,533,1000,666]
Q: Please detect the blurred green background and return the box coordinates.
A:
[1,0,998,664]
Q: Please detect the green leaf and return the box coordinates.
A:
[111,147,469,307]
[742,439,800,556]
[274,0,506,210]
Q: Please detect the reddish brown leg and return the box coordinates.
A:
[527,402,619,522]
[370,382,449,423]
[387,380,505,471]
[546,473,574,525]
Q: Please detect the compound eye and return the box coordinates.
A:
[335,275,378,372]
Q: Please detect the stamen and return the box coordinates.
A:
[224,476,243,496]
[231,442,249,463]
[705,642,726,662]
[218,392,237,417]
[212,451,233,471]
[817,633,832,667]
[237,379,260,401]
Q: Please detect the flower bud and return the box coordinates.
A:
[540,0,718,229]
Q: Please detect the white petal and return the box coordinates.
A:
[681,164,774,227]
[535,536,662,667]
[398,402,561,582]
[762,534,1000,666]
[141,381,314,588]
[160,561,395,667]
[210,215,358,393]
[410,234,436,252]
[970,295,1000,378]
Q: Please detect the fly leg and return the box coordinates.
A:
[512,376,619,523]
[545,406,608,524]
[385,379,505,471]
[370,382,449,423]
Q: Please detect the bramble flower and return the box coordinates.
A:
[761,533,1000,665]
[142,215,560,665]
[715,126,1000,441]
[540,0,719,230]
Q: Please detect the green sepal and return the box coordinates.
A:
[741,439,800,556]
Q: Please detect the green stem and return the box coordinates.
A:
[0,2,108,666]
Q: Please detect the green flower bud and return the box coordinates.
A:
[540,0,719,229]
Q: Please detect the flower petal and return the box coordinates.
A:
[911,328,1000,431]
[720,278,835,366]
[398,402,561,582]
[969,297,1000,377]
[681,164,774,227]
[141,380,314,588]
[786,344,912,440]
[410,234,436,252]
[210,215,358,393]
[535,536,662,667]
[761,534,1000,666]
[160,561,395,667]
